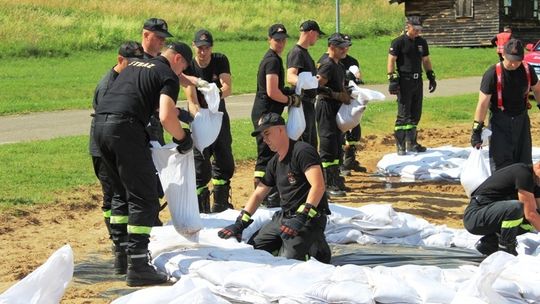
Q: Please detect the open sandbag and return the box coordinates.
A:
[151,144,202,238]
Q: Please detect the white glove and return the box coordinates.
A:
[196,78,209,88]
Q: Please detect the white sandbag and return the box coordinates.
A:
[348,65,360,75]
[286,104,306,140]
[460,148,490,198]
[452,252,517,304]
[369,266,422,304]
[305,281,375,304]
[295,72,318,95]
[0,245,73,304]
[336,99,366,133]
[191,108,223,152]
[151,145,202,238]
[349,80,386,105]
[197,83,221,114]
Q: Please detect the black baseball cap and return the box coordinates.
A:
[342,33,352,44]
[118,41,144,59]
[328,33,352,48]
[300,20,325,35]
[251,112,285,137]
[268,24,289,40]
[406,16,423,30]
[194,29,213,47]
[167,42,193,63]
[143,18,173,38]
[504,39,524,61]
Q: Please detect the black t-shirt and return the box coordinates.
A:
[96,56,180,126]
[262,140,329,215]
[252,48,286,117]
[473,163,536,203]
[480,63,539,116]
[185,53,230,111]
[287,44,317,98]
[318,53,359,71]
[89,68,119,156]
[389,34,429,74]
[317,57,346,93]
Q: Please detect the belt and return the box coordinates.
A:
[94,113,139,124]
[400,72,420,79]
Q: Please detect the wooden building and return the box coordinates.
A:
[389,0,540,47]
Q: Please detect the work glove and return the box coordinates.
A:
[173,128,193,154]
[388,72,400,95]
[280,203,318,240]
[195,78,209,88]
[282,86,295,96]
[318,86,352,104]
[426,70,437,93]
[176,107,193,123]
[287,94,302,107]
[217,209,253,242]
[470,120,484,149]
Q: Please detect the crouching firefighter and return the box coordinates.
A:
[217,113,332,263]
[464,162,540,256]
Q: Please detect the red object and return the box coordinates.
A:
[524,40,540,78]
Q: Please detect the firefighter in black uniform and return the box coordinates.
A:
[94,42,193,287]
[252,24,301,207]
[464,162,540,256]
[89,41,144,249]
[387,16,436,155]
[471,39,540,172]
[316,33,353,197]
[184,29,235,213]
[318,34,367,177]
[218,112,331,263]
[287,20,325,148]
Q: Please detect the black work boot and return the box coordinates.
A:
[394,129,407,156]
[113,236,128,275]
[406,128,427,153]
[475,234,498,256]
[343,146,367,173]
[324,166,346,197]
[126,250,168,287]
[197,187,211,214]
[498,240,518,256]
[212,184,234,213]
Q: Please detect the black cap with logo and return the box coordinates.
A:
[328,33,352,48]
[143,18,173,38]
[503,39,524,61]
[268,24,289,40]
[251,112,285,137]
[194,29,214,47]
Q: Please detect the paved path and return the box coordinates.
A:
[0,76,481,144]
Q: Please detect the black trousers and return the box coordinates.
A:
[316,98,342,164]
[194,109,235,187]
[489,111,532,172]
[463,197,529,244]
[94,114,160,252]
[301,97,318,148]
[92,156,113,213]
[344,124,361,145]
[395,76,423,127]
[248,210,329,262]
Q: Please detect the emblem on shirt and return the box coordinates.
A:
[287,172,297,185]
[417,45,423,54]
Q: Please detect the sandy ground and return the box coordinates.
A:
[1,119,539,303]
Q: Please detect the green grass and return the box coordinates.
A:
[0,0,403,58]
[0,39,494,115]
[0,94,478,208]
